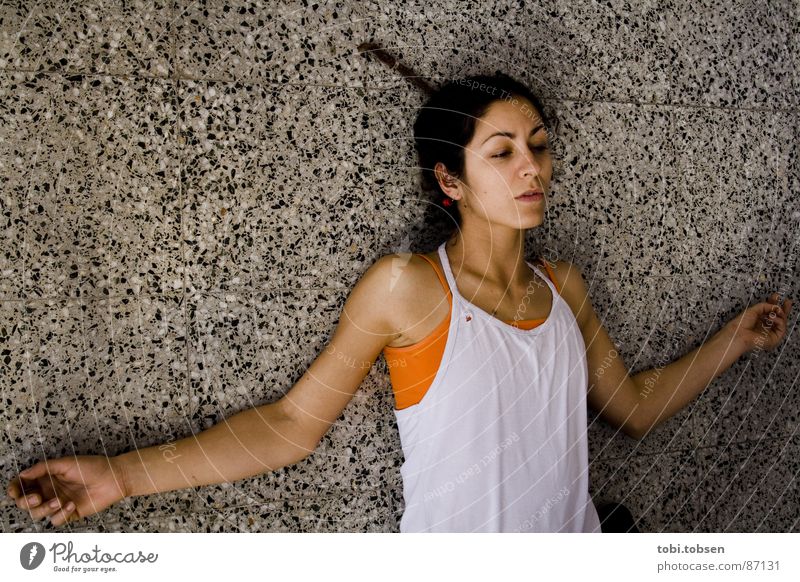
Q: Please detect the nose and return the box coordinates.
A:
[520,151,539,178]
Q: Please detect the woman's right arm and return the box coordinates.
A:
[7,254,407,526]
[120,253,404,495]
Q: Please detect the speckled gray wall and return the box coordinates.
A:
[1,0,797,533]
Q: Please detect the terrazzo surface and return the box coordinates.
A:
[1,0,798,532]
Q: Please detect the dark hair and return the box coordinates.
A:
[413,72,556,237]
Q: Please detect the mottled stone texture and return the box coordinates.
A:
[1,0,797,533]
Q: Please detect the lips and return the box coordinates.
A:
[515,189,544,199]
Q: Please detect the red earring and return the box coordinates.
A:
[442,197,453,207]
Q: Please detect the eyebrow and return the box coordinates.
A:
[481,124,545,146]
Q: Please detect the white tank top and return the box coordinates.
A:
[393,241,602,532]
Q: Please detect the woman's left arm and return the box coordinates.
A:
[630,291,792,439]
[552,261,793,440]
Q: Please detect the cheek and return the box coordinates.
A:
[473,156,497,176]
[474,167,515,199]
[468,159,505,191]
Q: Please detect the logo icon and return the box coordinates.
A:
[20,542,46,570]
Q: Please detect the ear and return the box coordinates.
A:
[434,162,461,199]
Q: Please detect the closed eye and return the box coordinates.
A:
[492,145,548,158]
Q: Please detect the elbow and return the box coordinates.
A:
[624,422,644,441]
[263,443,313,472]
[625,393,652,440]
[622,410,645,440]
[627,414,653,441]
[284,437,318,467]
[270,400,321,468]
[294,442,317,465]
[292,432,325,465]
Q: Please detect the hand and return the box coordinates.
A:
[6,455,128,528]
[721,293,793,354]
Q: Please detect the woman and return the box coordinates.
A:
[5,73,792,532]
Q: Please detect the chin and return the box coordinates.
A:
[521,211,546,227]
[523,221,544,230]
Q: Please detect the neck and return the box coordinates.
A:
[445,226,529,288]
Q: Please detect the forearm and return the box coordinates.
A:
[114,402,310,498]
[630,328,748,438]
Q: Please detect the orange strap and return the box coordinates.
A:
[416,254,453,306]
[384,254,557,411]
[539,258,561,294]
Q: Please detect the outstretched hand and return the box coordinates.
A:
[6,455,128,528]
[722,293,793,354]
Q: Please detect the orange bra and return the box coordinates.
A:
[383,254,561,410]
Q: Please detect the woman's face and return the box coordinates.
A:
[456,96,552,230]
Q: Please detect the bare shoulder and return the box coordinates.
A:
[363,252,433,298]
[350,252,431,338]
[545,259,583,290]
[544,259,593,328]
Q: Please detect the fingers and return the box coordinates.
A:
[7,478,44,511]
[755,301,787,336]
[19,460,55,481]
[8,480,78,524]
[7,477,23,500]
[7,461,51,503]
[8,459,65,507]
[28,496,74,523]
[761,304,784,328]
[48,501,77,528]
[17,492,44,511]
[761,301,785,318]
[7,476,30,499]
[766,293,793,316]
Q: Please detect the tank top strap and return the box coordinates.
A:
[525,261,560,306]
[416,253,453,307]
[436,242,462,305]
[537,257,561,295]
[437,242,562,297]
